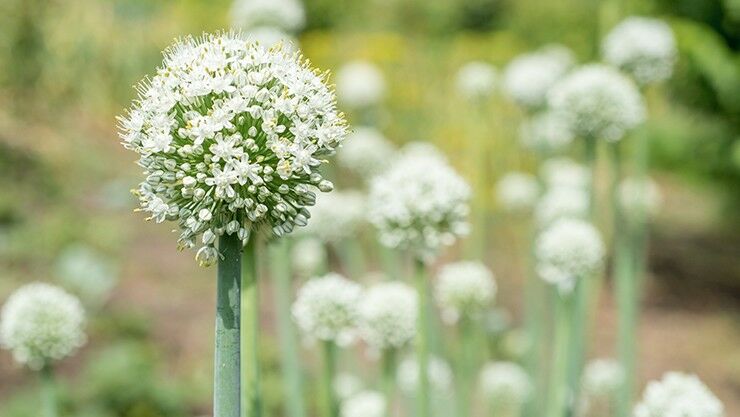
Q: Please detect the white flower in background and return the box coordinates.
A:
[244,26,297,52]
[479,361,532,407]
[503,44,575,110]
[358,282,417,350]
[117,32,348,266]
[535,218,605,293]
[519,111,574,153]
[455,61,498,101]
[230,0,305,32]
[56,244,117,306]
[619,176,663,219]
[334,372,364,400]
[304,190,366,243]
[535,186,589,226]
[292,273,362,346]
[495,172,540,212]
[634,372,724,417]
[582,358,625,397]
[337,127,396,180]
[602,17,677,85]
[396,141,448,164]
[291,237,326,276]
[397,355,453,395]
[540,157,589,190]
[336,61,386,110]
[0,283,86,369]
[548,64,645,142]
[435,261,497,324]
[368,146,471,259]
[341,390,386,417]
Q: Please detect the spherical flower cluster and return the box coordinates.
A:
[502,44,574,110]
[602,17,677,85]
[304,190,366,243]
[230,0,305,32]
[56,244,117,306]
[341,390,386,417]
[519,111,574,153]
[479,361,532,406]
[336,61,386,110]
[619,177,662,219]
[495,172,540,212]
[337,127,396,180]
[455,61,498,101]
[292,273,362,346]
[634,372,724,417]
[244,27,297,52]
[435,261,497,324]
[117,32,348,266]
[535,186,589,226]
[548,64,645,142]
[358,282,417,350]
[368,148,471,259]
[0,283,86,369]
[334,372,364,400]
[535,218,605,292]
[540,158,589,190]
[397,355,453,394]
[582,358,624,396]
[291,237,326,276]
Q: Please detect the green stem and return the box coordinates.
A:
[413,258,431,417]
[378,242,401,279]
[546,293,575,417]
[216,233,242,417]
[270,239,306,417]
[319,341,338,417]
[40,364,57,417]
[242,238,260,417]
[336,239,366,279]
[382,349,397,417]
[457,319,476,417]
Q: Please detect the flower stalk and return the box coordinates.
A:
[546,292,575,417]
[413,258,431,417]
[41,364,57,417]
[242,237,260,417]
[215,233,242,417]
[319,341,338,417]
[382,348,397,417]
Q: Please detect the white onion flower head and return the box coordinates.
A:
[519,111,574,153]
[435,261,497,324]
[535,218,605,293]
[503,44,575,110]
[1,283,86,369]
[336,61,386,110]
[337,127,396,179]
[292,273,362,346]
[291,237,326,276]
[455,61,498,101]
[56,244,117,306]
[495,172,540,212]
[341,390,386,417]
[117,32,348,266]
[359,282,417,350]
[334,372,364,400]
[535,186,589,226]
[397,355,453,395]
[583,358,625,396]
[619,177,663,219]
[230,0,305,32]
[396,141,448,164]
[540,158,589,190]
[634,372,724,417]
[479,361,532,406]
[602,17,677,85]
[244,27,297,52]
[304,190,366,243]
[368,149,471,259]
[548,64,645,142]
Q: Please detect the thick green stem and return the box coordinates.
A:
[336,239,366,279]
[413,258,431,417]
[457,318,476,417]
[40,364,57,417]
[319,341,338,417]
[216,233,242,417]
[270,239,306,417]
[242,238,260,417]
[382,349,397,417]
[378,242,401,279]
[546,293,575,417]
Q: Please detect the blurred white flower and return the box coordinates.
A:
[535,186,589,226]
[397,355,453,395]
[341,390,386,417]
[602,17,677,85]
[479,361,532,407]
[535,218,605,293]
[244,26,297,51]
[503,44,575,110]
[519,111,575,153]
[435,261,496,324]
[1,283,86,369]
[336,61,386,110]
[230,0,305,32]
[548,64,645,142]
[540,158,590,190]
[304,190,366,243]
[334,372,364,400]
[634,372,724,417]
[56,244,117,306]
[358,282,418,350]
[582,358,624,397]
[495,172,540,212]
[619,176,663,219]
[292,273,362,346]
[337,127,396,180]
[291,237,326,276]
[396,141,448,164]
[455,61,498,101]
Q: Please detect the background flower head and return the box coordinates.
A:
[358,281,417,350]
[455,61,498,101]
[337,127,396,180]
[503,44,574,110]
[478,361,532,407]
[435,261,497,324]
[336,60,386,110]
[230,0,306,32]
[634,372,724,417]
[495,171,540,212]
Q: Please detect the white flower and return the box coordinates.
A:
[548,64,645,142]
[358,282,417,350]
[495,172,540,212]
[291,237,326,276]
[117,32,348,265]
[535,186,589,226]
[244,26,297,52]
[602,17,677,85]
[1,283,86,369]
[334,372,364,400]
[304,190,366,243]
[583,358,624,396]
[503,44,575,110]
[56,244,117,306]
[619,177,662,219]
[368,145,471,259]
[535,218,605,293]
[397,355,453,395]
[540,157,589,190]
[435,261,496,324]
[519,111,574,153]
[337,127,396,180]
[230,0,305,32]
[292,273,362,346]
[479,361,532,406]
[336,61,386,110]
[341,391,386,417]
[634,372,724,417]
[455,61,498,101]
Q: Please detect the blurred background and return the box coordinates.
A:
[0,0,738,416]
